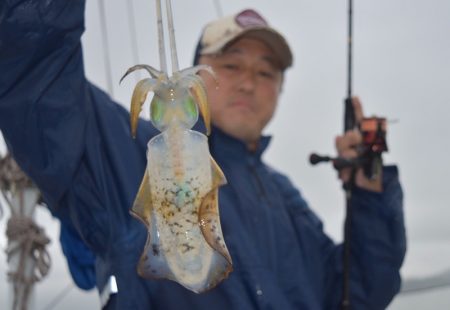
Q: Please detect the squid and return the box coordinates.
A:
[120,0,232,293]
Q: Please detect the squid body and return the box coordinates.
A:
[121,65,232,293]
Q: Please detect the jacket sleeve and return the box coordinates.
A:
[338,165,406,309]
[0,0,88,208]
[274,165,406,309]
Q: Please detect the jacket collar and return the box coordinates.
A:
[208,126,272,162]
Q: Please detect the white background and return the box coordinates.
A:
[1,0,449,308]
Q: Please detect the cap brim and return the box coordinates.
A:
[201,27,293,70]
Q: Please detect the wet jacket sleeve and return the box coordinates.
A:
[0,1,156,294]
[274,165,406,309]
[0,0,98,290]
[0,0,88,208]
[341,165,406,309]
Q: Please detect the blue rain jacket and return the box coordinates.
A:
[0,1,406,309]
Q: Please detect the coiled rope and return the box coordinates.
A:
[1,154,51,310]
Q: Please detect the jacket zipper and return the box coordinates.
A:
[248,165,271,206]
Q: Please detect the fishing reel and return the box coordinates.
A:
[310,116,388,180]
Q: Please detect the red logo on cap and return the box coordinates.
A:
[235,9,268,28]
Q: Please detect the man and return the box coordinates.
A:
[0,1,405,309]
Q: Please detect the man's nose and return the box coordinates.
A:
[237,69,256,93]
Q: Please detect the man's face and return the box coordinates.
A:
[199,37,283,145]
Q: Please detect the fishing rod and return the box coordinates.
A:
[341,2,355,308]
[309,1,388,309]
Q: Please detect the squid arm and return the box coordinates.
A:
[119,65,168,138]
[177,65,216,135]
[129,78,159,138]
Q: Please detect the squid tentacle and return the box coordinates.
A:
[120,64,164,84]
[177,65,216,80]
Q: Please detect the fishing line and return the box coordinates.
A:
[40,283,74,310]
[213,0,223,18]
[166,0,179,73]
[127,0,141,82]
[99,0,114,96]
[156,0,168,73]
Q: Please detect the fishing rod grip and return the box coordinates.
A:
[344,97,356,132]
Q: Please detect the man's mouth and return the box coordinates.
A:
[230,99,253,111]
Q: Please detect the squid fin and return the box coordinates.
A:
[130,169,174,280]
[198,158,232,267]
[136,231,175,281]
[130,168,153,228]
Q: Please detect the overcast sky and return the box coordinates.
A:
[1,0,450,309]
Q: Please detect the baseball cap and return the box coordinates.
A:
[193,9,293,70]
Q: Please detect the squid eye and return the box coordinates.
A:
[150,96,168,131]
[151,96,166,123]
[184,96,198,119]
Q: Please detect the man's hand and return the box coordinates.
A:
[335,97,383,192]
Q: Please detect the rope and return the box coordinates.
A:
[0,154,33,191]
[0,152,36,220]
[5,214,51,310]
